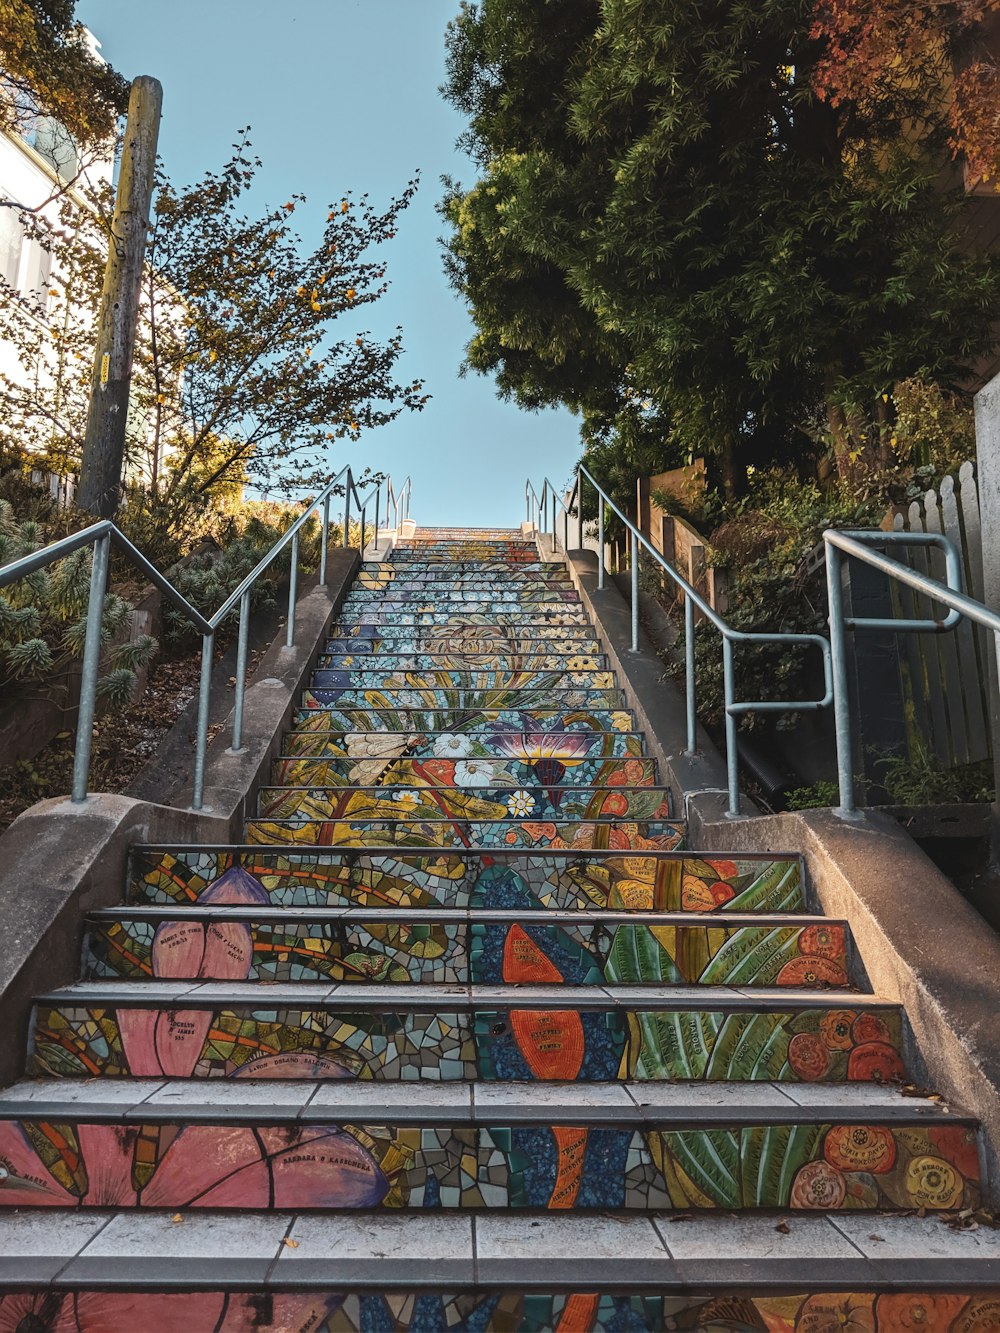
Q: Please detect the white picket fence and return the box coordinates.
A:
[889,460,992,765]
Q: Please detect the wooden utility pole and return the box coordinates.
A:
[77,75,162,518]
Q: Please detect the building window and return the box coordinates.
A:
[0,200,49,317]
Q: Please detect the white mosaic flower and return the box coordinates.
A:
[506,789,536,818]
[433,733,474,759]
[391,789,421,809]
[454,758,495,788]
[392,690,426,709]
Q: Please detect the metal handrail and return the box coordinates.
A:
[823,527,996,817]
[0,464,407,810]
[527,466,833,816]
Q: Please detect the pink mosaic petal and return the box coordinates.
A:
[151,920,206,979]
[153,1009,213,1078]
[201,921,254,980]
[76,1122,138,1207]
[73,1292,228,1333]
[140,1125,263,1208]
[116,1008,163,1077]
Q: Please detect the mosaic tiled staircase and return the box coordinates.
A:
[2,528,998,1331]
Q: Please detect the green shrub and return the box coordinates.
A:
[0,501,157,708]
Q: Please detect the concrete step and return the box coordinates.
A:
[280,728,648,761]
[242,815,686,851]
[0,1080,977,1213]
[82,907,847,989]
[127,849,801,914]
[301,688,627,712]
[29,982,905,1084]
[253,786,673,825]
[4,1211,999,1311]
[309,669,617,691]
[270,754,660,788]
[288,706,638,733]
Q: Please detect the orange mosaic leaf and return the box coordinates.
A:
[548,1126,588,1209]
[503,925,564,984]
[510,1009,585,1081]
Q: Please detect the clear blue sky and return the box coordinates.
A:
[74,0,582,526]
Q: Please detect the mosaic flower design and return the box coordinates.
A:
[432,732,474,758]
[0,1119,389,1209]
[454,758,497,787]
[506,790,536,817]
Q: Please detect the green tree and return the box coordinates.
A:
[0,136,428,535]
[441,0,1000,504]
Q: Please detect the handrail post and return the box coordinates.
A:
[343,470,352,549]
[319,496,330,587]
[630,528,639,651]
[563,502,569,553]
[70,532,111,803]
[192,631,214,810]
[230,589,251,753]
[373,486,380,547]
[360,505,367,559]
[685,597,697,754]
[598,495,605,589]
[577,468,584,549]
[723,638,740,816]
[286,531,300,647]
[825,540,856,816]
[550,493,557,547]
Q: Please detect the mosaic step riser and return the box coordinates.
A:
[82,911,850,989]
[243,817,687,851]
[326,633,603,654]
[0,1115,977,1212]
[279,731,648,761]
[309,671,617,691]
[301,690,628,712]
[254,788,673,825]
[356,576,575,591]
[334,608,592,622]
[344,588,580,603]
[372,560,567,572]
[28,994,906,1084]
[317,654,608,672]
[289,708,638,734]
[322,638,605,657]
[270,756,660,790]
[3,1291,999,1333]
[332,608,591,621]
[341,600,582,615]
[128,851,804,914]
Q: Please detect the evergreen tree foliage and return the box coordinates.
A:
[441,0,1000,503]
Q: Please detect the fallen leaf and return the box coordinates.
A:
[171,1213,183,1224]
[283,1238,299,1249]
[775,1221,790,1234]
